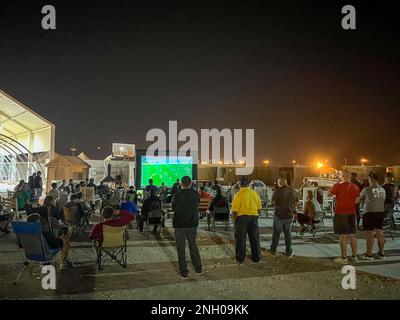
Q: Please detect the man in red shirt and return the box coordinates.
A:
[90,207,134,245]
[328,170,360,264]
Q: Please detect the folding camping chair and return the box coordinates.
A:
[210,207,230,234]
[146,209,165,234]
[383,209,395,240]
[308,210,327,239]
[96,225,128,271]
[198,198,211,219]
[294,202,327,239]
[11,221,59,284]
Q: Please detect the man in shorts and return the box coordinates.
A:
[360,171,386,260]
[328,170,360,264]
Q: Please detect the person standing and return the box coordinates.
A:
[350,172,363,229]
[68,179,75,194]
[58,179,67,191]
[47,182,60,206]
[171,179,181,196]
[328,170,360,264]
[34,171,43,198]
[382,173,398,231]
[360,172,386,259]
[145,179,158,197]
[28,172,36,195]
[16,183,32,213]
[172,176,202,279]
[299,177,311,200]
[87,178,98,194]
[231,177,262,264]
[159,182,168,202]
[269,177,298,258]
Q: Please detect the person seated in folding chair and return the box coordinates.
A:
[65,194,86,223]
[89,207,134,247]
[0,204,14,234]
[121,194,139,216]
[206,187,229,231]
[28,196,62,222]
[198,186,212,219]
[137,190,163,234]
[126,185,138,204]
[295,190,322,236]
[102,192,120,210]
[55,187,70,220]
[120,194,140,229]
[76,192,93,224]
[26,205,72,270]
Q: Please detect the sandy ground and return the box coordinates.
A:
[1,218,400,300]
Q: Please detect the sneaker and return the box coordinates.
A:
[376,252,385,259]
[334,257,348,264]
[59,261,71,270]
[362,253,374,260]
[195,269,204,275]
[180,274,189,280]
[286,251,294,259]
[350,255,359,263]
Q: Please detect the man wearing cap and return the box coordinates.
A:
[231,177,262,265]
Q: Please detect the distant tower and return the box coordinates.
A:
[70,141,77,156]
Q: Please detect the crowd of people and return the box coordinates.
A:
[1,169,399,277]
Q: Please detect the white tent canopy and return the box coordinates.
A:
[0,90,55,156]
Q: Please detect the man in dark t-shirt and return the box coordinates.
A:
[171,179,181,195]
[382,173,398,230]
[269,178,298,257]
[172,176,202,279]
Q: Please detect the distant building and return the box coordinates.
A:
[342,165,387,183]
[45,154,91,190]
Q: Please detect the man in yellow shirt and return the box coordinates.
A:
[231,177,262,265]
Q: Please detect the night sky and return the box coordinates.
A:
[0,0,399,166]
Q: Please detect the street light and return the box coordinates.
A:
[360,158,368,166]
[263,160,270,166]
[292,160,297,166]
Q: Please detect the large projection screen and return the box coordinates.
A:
[140,156,193,188]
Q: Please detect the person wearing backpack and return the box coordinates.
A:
[137,189,163,234]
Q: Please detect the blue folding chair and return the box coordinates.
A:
[11,221,59,284]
